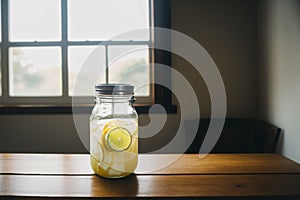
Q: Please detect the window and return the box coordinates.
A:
[0,0,175,113]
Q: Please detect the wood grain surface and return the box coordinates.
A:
[0,153,299,199]
[0,153,299,175]
[1,174,300,198]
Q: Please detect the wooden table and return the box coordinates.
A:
[0,153,300,199]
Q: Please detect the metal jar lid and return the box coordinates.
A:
[95,84,134,95]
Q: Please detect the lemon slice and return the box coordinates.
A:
[106,127,132,151]
[103,120,129,135]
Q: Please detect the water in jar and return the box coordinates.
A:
[90,118,138,178]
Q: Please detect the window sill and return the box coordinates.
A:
[0,105,177,114]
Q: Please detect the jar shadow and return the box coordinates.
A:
[91,174,138,197]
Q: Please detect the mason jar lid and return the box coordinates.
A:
[95,84,134,95]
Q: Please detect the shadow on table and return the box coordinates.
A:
[91,174,138,197]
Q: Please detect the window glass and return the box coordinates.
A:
[68,0,149,41]
[108,45,149,96]
[9,47,62,96]
[68,46,106,96]
[1,0,154,105]
[9,0,61,41]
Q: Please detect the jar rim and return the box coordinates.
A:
[95,84,134,95]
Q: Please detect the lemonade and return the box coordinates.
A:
[90,118,138,178]
[90,84,138,178]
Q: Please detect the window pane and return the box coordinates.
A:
[9,47,62,96]
[68,46,106,96]
[9,0,61,42]
[68,0,149,41]
[108,45,149,96]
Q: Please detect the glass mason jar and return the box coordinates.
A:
[90,84,138,178]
